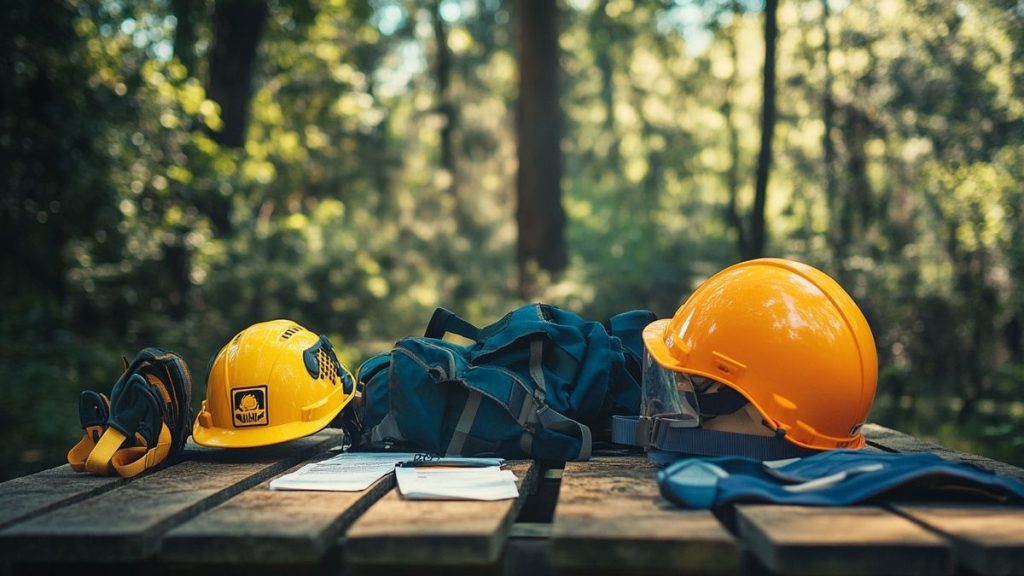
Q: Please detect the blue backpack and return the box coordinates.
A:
[355,304,656,461]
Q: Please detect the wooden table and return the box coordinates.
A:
[0,424,1021,576]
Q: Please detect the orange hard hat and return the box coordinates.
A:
[643,258,877,451]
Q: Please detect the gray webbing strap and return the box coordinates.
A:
[529,340,547,403]
[652,422,815,460]
[522,338,593,460]
[611,415,650,447]
[446,391,482,456]
[518,429,534,456]
[537,404,593,460]
[611,415,815,460]
[369,412,405,444]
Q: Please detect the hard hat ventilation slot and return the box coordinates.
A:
[280,326,302,341]
[303,334,343,384]
[711,351,747,379]
[316,348,338,382]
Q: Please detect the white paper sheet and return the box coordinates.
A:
[269,452,421,492]
[395,465,520,501]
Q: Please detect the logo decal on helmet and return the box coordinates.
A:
[232,386,268,427]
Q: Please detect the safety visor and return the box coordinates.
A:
[641,349,701,427]
[641,349,751,426]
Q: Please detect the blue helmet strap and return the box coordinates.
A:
[611,414,816,462]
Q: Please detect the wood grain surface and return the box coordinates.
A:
[0,465,127,531]
[737,504,953,576]
[344,461,537,568]
[0,431,344,563]
[892,503,1024,576]
[550,457,738,575]
[161,457,394,564]
[863,423,1024,482]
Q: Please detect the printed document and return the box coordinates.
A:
[395,464,519,501]
[270,452,420,491]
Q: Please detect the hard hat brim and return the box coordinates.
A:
[191,402,347,448]
[642,318,684,371]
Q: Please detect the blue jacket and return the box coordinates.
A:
[658,449,1024,508]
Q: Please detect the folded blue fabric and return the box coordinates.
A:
[657,449,1024,509]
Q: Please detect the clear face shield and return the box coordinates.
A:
[641,350,702,427]
[641,350,753,429]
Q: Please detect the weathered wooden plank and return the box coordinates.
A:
[863,423,1024,482]
[344,461,537,568]
[550,457,738,575]
[0,430,344,563]
[0,465,127,531]
[891,503,1024,576]
[736,504,952,576]
[863,423,1024,575]
[161,458,393,564]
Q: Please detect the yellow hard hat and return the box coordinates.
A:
[193,319,357,448]
[643,258,877,451]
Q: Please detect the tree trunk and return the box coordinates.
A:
[516,0,567,296]
[750,0,779,259]
[821,0,842,273]
[206,0,268,148]
[431,0,456,176]
[723,2,748,257]
[590,0,619,166]
[172,0,199,75]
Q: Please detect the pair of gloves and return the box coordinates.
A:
[67,348,193,478]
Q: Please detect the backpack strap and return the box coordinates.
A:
[446,391,483,456]
[425,307,481,340]
[612,415,815,461]
[439,340,592,461]
[518,339,592,460]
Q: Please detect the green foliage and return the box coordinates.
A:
[2,0,1024,478]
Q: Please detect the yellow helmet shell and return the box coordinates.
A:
[643,258,878,451]
[193,319,356,448]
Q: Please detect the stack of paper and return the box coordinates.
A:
[269,452,519,501]
[395,464,519,501]
[270,452,419,491]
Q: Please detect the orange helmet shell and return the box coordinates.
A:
[193,320,355,448]
[643,258,877,451]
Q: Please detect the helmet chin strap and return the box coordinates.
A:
[611,399,814,462]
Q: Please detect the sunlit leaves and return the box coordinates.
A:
[5,0,1024,478]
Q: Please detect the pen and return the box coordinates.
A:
[396,458,502,468]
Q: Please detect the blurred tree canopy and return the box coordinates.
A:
[1,0,1023,479]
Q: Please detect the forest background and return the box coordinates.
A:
[2,0,1023,480]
